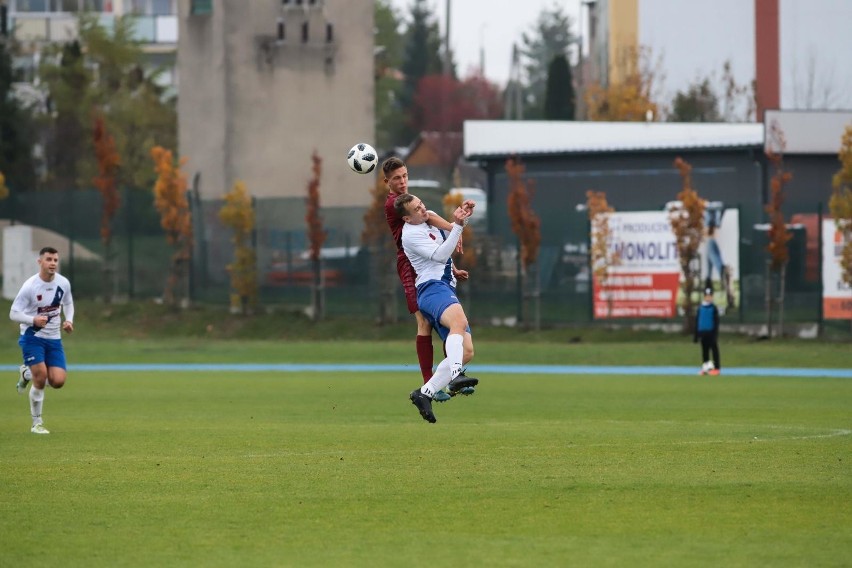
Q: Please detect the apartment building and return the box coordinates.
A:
[4,0,177,89]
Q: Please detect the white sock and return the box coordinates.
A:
[29,387,45,425]
[421,359,453,397]
[444,334,464,379]
[419,335,465,398]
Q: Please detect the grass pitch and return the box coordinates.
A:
[1,365,849,567]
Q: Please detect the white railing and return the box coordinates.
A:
[11,13,177,44]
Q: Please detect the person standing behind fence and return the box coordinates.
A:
[10,247,75,434]
[694,287,721,376]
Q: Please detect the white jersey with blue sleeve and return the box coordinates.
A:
[401,222,464,288]
[9,273,74,340]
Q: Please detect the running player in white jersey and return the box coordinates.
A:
[395,193,477,423]
[10,247,75,434]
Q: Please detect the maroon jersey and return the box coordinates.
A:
[385,191,418,313]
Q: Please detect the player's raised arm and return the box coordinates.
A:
[426,210,465,254]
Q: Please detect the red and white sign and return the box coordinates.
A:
[593,272,680,318]
[593,212,680,319]
[822,220,852,320]
[592,209,739,319]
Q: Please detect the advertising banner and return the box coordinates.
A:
[822,220,852,319]
[593,208,739,319]
[698,205,739,311]
[593,211,679,319]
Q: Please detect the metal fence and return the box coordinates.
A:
[0,188,847,334]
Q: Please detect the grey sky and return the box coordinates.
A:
[389,0,852,111]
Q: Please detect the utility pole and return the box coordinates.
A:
[443,0,451,77]
[441,0,452,184]
[577,0,598,120]
[504,43,524,120]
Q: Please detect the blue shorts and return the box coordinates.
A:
[19,335,67,370]
[416,280,471,342]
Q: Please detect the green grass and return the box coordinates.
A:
[2,299,851,369]
[1,301,850,566]
[1,368,850,567]
[2,333,851,369]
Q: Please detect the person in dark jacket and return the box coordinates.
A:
[694,287,721,375]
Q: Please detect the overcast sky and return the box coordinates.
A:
[388,0,583,85]
[388,0,852,110]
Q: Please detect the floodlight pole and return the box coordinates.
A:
[443,0,451,77]
[441,0,451,186]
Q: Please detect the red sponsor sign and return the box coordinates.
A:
[823,298,852,319]
[593,272,680,319]
[822,220,852,320]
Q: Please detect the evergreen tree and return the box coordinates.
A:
[40,40,89,191]
[375,0,405,150]
[77,14,176,192]
[543,54,575,120]
[519,5,576,120]
[397,0,445,144]
[0,39,37,193]
[375,0,404,72]
[38,14,176,192]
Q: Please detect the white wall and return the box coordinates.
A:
[3,226,36,301]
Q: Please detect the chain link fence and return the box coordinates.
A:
[0,188,847,334]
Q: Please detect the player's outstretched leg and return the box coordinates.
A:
[409,389,436,423]
[447,370,478,396]
[432,390,452,402]
[16,365,31,395]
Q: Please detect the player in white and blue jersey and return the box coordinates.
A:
[396,193,478,423]
[9,247,75,434]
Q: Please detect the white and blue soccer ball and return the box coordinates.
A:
[347,142,377,174]
[701,361,715,373]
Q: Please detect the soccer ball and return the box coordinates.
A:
[701,361,715,374]
[347,143,377,174]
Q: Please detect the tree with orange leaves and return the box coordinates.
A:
[506,156,541,328]
[305,151,327,321]
[93,114,121,303]
[668,157,706,333]
[765,121,793,337]
[150,146,193,307]
[0,171,8,200]
[360,170,399,324]
[586,190,620,318]
[361,176,387,246]
[219,180,257,315]
[584,46,661,121]
[829,125,852,300]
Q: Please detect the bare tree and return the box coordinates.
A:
[791,48,843,110]
[720,61,755,123]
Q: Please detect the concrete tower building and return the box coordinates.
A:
[177,0,374,207]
